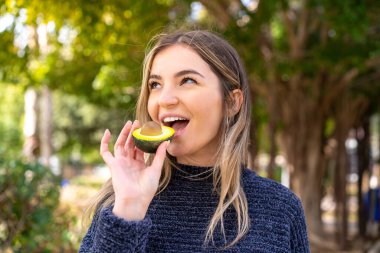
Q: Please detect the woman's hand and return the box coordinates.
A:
[100,120,169,221]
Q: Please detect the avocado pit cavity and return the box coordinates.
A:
[140,121,162,136]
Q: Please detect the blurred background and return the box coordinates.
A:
[1,0,380,252]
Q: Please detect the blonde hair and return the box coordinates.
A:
[84,30,252,248]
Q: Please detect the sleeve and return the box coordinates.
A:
[290,197,310,253]
[79,206,152,253]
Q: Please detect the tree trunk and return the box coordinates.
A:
[267,115,276,179]
[22,86,54,167]
[280,113,325,236]
[357,113,370,237]
[332,95,366,249]
[291,141,324,236]
[248,86,258,170]
[249,121,258,170]
[22,88,39,161]
[267,92,278,179]
[334,127,349,250]
[39,85,53,167]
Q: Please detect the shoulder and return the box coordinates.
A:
[241,168,304,219]
[241,168,310,252]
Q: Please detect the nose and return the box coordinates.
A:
[158,86,179,108]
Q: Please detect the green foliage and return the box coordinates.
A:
[37,0,183,108]
[0,0,192,164]
[0,158,76,252]
[1,0,189,107]
[320,0,369,42]
[0,83,23,157]
[52,90,131,164]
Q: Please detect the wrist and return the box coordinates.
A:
[112,200,148,221]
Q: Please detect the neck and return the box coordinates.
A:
[171,162,214,182]
[175,156,217,167]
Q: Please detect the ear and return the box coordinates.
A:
[228,89,243,117]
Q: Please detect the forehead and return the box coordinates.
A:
[150,44,212,75]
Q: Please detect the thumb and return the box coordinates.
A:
[148,141,170,178]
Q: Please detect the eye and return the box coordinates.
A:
[180,76,197,85]
[149,81,161,90]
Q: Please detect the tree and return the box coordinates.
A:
[0,0,189,163]
[193,0,380,246]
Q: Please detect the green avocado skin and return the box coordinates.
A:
[132,136,173,153]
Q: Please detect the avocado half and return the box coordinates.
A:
[132,125,175,153]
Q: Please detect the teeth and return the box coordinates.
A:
[163,117,187,123]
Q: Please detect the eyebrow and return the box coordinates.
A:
[149,69,205,80]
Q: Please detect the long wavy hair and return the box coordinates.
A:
[84,30,252,248]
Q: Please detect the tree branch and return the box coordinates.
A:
[198,0,231,29]
[321,55,380,114]
[366,56,380,68]
[353,69,380,88]
[320,20,329,46]
[321,67,359,115]
[308,14,320,38]
[281,9,298,58]
[250,77,270,98]
[296,0,309,57]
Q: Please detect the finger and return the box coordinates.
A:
[125,120,141,152]
[148,141,169,178]
[114,120,132,156]
[100,129,114,164]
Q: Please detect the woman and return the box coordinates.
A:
[79,30,310,252]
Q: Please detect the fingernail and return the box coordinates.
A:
[105,129,110,134]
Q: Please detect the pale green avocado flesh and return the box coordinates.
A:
[132,126,175,153]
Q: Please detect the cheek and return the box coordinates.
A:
[211,101,224,131]
[196,96,224,128]
[147,96,156,120]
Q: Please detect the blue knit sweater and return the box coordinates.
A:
[79,164,310,252]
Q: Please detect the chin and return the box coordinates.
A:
[166,145,186,159]
[166,147,179,157]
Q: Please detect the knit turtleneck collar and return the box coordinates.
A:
[170,162,214,182]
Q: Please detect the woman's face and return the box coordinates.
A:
[147,44,224,166]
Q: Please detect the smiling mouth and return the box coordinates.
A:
[162,117,190,133]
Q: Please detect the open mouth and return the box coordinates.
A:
[162,116,190,133]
